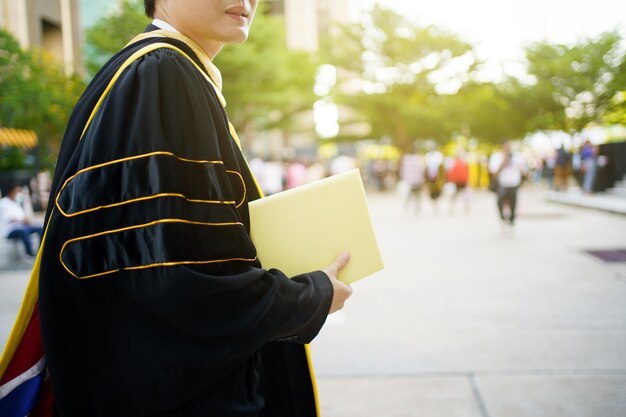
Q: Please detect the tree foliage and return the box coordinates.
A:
[214,9,318,144]
[82,2,626,151]
[85,0,150,77]
[443,82,524,143]
[323,5,478,148]
[603,91,626,125]
[0,29,85,170]
[324,6,626,148]
[522,30,625,132]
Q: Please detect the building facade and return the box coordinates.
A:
[0,0,81,75]
[268,0,357,51]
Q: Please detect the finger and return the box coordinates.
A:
[333,252,351,272]
[324,252,351,278]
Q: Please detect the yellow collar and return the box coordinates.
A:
[127,30,226,106]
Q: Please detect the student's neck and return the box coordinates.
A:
[153,13,223,59]
[194,39,224,60]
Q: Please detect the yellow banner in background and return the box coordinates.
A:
[0,128,38,149]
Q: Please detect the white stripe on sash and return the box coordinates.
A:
[0,357,46,399]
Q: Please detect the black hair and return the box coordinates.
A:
[144,0,156,18]
[1,181,21,197]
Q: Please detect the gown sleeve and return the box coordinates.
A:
[53,47,333,346]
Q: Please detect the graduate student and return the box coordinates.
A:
[0,1,353,416]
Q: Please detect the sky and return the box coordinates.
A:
[78,0,626,81]
[80,0,112,29]
[356,0,626,80]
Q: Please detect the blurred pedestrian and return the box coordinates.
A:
[261,159,285,195]
[446,152,470,214]
[530,157,543,185]
[330,154,357,175]
[572,150,582,187]
[581,140,599,194]
[286,158,307,189]
[544,155,556,190]
[372,158,387,191]
[554,145,571,191]
[425,149,446,213]
[489,141,527,227]
[399,152,425,214]
[0,183,43,257]
[306,158,327,183]
[248,156,265,188]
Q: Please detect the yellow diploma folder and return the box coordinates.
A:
[249,169,384,284]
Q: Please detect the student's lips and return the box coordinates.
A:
[226,13,246,23]
[225,7,249,23]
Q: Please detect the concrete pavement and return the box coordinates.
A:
[546,188,626,215]
[1,185,625,416]
[312,185,626,416]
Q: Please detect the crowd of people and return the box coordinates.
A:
[541,140,606,193]
[395,139,612,229]
[243,142,527,227]
[247,154,359,196]
[396,143,527,223]
[0,140,606,259]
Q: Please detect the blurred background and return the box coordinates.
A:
[0,1,625,416]
[1,0,625,186]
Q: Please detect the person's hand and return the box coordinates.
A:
[322,252,353,314]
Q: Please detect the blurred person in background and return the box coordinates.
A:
[554,145,571,191]
[581,140,599,194]
[399,152,425,214]
[572,148,583,187]
[330,154,357,176]
[248,155,265,188]
[544,154,556,190]
[0,183,43,257]
[529,157,543,185]
[261,158,285,195]
[306,158,327,183]
[285,158,307,189]
[425,148,446,213]
[446,152,470,214]
[371,158,388,191]
[489,141,527,227]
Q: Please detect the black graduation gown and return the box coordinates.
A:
[38,28,332,417]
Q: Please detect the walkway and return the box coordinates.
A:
[1,186,625,416]
[313,185,626,417]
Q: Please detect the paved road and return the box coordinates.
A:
[1,186,625,416]
[312,186,626,417]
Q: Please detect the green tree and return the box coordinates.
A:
[85,0,149,76]
[522,31,625,132]
[323,5,474,149]
[0,28,30,128]
[215,10,317,145]
[0,29,85,170]
[602,91,626,125]
[443,81,526,144]
[603,44,626,126]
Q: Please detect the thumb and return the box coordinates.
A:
[328,252,351,277]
